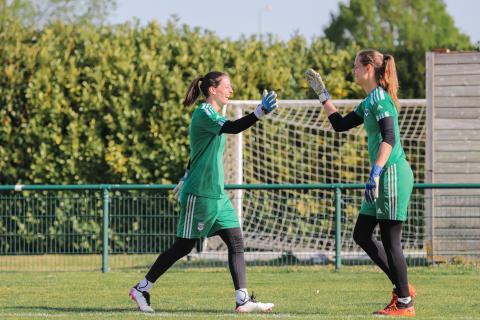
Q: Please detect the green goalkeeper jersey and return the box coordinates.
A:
[353,87,406,167]
[182,102,227,199]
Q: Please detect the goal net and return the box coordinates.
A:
[206,99,426,263]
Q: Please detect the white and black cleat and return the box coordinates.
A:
[129,285,154,313]
[235,293,274,313]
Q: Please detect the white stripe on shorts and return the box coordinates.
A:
[188,195,196,237]
[387,166,391,219]
[394,164,397,219]
[388,164,397,219]
[183,195,190,237]
[388,166,392,219]
[184,194,196,238]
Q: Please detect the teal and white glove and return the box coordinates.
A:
[173,170,188,201]
[305,69,330,104]
[254,89,278,119]
[365,164,383,203]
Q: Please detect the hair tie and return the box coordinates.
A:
[382,55,389,67]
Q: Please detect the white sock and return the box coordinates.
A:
[236,288,249,305]
[397,296,412,305]
[137,278,153,293]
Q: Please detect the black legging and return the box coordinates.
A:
[353,214,410,298]
[145,227,246,290]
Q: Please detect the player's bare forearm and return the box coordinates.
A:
[375,142,392,167]
[322,100,338,116]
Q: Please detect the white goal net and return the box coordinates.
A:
[205,99,426,264]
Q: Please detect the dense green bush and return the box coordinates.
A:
[0,19,362,185]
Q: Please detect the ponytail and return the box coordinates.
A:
[378,54,400,110]
[183,76,203,107]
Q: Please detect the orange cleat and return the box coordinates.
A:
[374,304,416,317]
[386,283,417,308]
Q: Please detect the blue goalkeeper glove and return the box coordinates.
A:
[305,69,330,104]
[254,89,278,119]
[365,164,383,203]
[173,170,188,201]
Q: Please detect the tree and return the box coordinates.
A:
[325,0,471,50]
[324,0,473,98]
[0,0,116,27]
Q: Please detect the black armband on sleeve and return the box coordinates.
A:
[379,117,396,147]
[219,112,259,134]
[328,111,364,132]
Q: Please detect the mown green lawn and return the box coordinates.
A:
[0,266,478,319]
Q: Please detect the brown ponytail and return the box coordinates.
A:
[183,77,203,107]
[182,71,228,107]
[379,54,399,110]
[357,50,400,110]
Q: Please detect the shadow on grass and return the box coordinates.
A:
[4,305,384,316]
[5,306,229,314]
[5,306,134,313]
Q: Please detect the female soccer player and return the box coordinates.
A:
[306,49,416,317]
[130,71,277,313]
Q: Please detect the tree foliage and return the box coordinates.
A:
[324,0,473,97]
[325,0,471,50]
[0,0,116,28]
[0,19,359,185]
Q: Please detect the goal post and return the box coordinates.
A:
[211,99,427,262]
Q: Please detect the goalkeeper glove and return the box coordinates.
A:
[254,89,278,119]
[173,170,188,201]
[305,69,330,104]
[365,164,383,203]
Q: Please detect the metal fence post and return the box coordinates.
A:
[102,186,110,273]
[335,187,342,271]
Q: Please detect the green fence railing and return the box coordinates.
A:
[0,183,479,272]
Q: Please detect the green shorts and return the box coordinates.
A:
[176,193,240,239]
[359,159,414,221]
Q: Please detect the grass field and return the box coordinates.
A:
[0,265,478,320]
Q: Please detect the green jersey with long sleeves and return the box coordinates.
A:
[354,87,414,221]
[182,102,227,199]
[353,86,406,167]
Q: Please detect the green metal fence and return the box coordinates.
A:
[0,184,479,272]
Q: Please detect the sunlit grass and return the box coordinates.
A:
[0,265,478,319]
